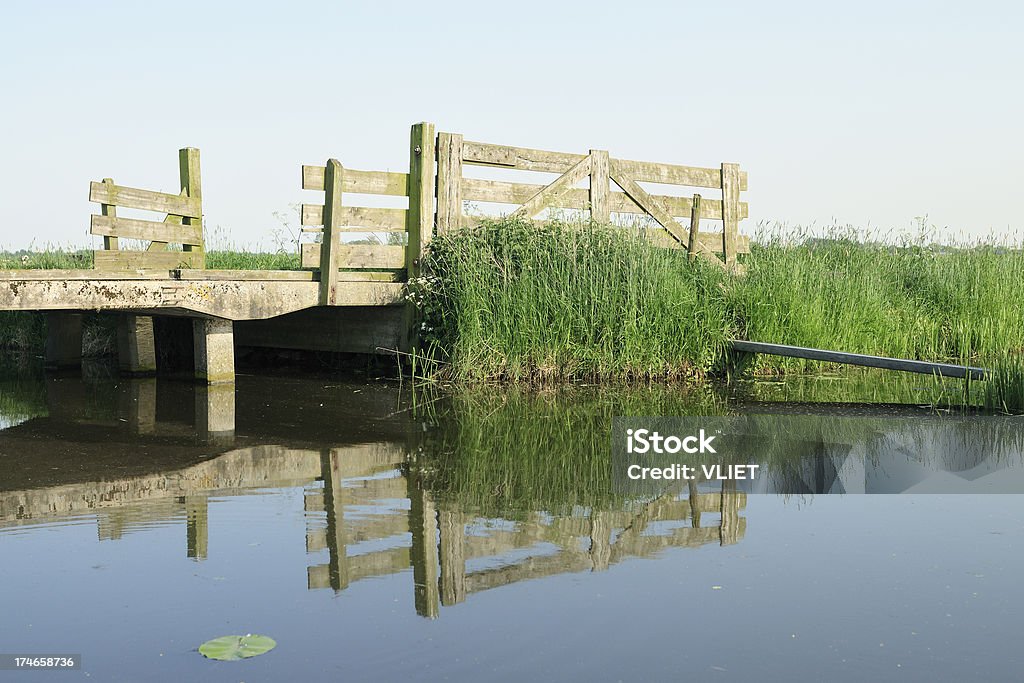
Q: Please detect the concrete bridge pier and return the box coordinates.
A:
[192,318,235,384]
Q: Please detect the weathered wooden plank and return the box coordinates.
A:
[171,269,314,281]
[610,160,724,269]
[90,215,203,245]
[336,271,403,282]
[0,269,168,281]
[453,212,748,254]
[100,178,118,250]
[178,147,204,267]
[301,243,405,270]
[320,159,343,305]
[463,140,586,173]
[302,166,410,196]
[512,154,592,219]
[436,132,464,235]
[647,229,750,254]
[461,178,747,220]
[613,158,748,191]
[461,141,748,190]
[589,149,610,222]
[730,340,989,380]
[407,122,435,264]
[88,182,201,218]
[721,162,741,267]
[93,250,201,271]
[301,204,407,230]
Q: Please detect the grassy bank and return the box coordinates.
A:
[410,218,1024,386]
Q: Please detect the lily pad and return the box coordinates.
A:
[199,634,277,661]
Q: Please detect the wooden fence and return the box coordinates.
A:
[301,123,435,305]
[299,123,750,298]
[88,148,204,271]
[80,124,747,281]
[436,131,750,268]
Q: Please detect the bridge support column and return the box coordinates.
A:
[44,312,83,370]
[192,318,235,384]
[117,315,157,375]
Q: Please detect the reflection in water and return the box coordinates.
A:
[3,374,1023,621]
[0,377,746,619]
[2,371,1023,680]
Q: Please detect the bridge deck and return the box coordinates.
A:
[0,269,404,320]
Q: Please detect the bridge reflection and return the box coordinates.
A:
[0,376,746,619]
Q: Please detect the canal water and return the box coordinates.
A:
[1,366,1022,681]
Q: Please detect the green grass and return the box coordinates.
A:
[0,249,92,270]
[730,230,1024,372]
[1,249,300,271]
[205,250,301,270]
[411,218,1024,386]
[410,218,732,383]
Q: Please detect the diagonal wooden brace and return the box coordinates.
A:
[512,155,592,219]
[610,160,725,269]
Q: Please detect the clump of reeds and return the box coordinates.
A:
[410,217,733,383]
[983,356,1024,414]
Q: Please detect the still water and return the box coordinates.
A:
[1,368,1022,682]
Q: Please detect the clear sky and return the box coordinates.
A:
[2,0,1021,250]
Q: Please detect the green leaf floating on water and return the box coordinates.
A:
[199,634,276,661]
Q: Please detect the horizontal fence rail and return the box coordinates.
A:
[436,132,750,269]
[87,148,204,271]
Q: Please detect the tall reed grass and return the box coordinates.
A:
[410,218,732,382]
[411,218,1024,385]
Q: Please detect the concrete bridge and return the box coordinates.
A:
[0,123,749,384]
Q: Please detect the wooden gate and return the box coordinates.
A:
[300,123,435,305]
[435,133,749,268]
[88,148,204,271]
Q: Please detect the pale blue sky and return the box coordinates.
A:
[2,0,1021,250]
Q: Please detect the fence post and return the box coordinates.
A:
[589,149,609,222]
[179,148,204,268]
[100,178,118,251]
[407,122,436,274]
[721,162,741,268]
[436,131,463,235]
[319,159,344,305]
[687,194,702,262]
[405,122,436,351]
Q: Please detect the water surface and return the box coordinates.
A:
[1,369,1022,681]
